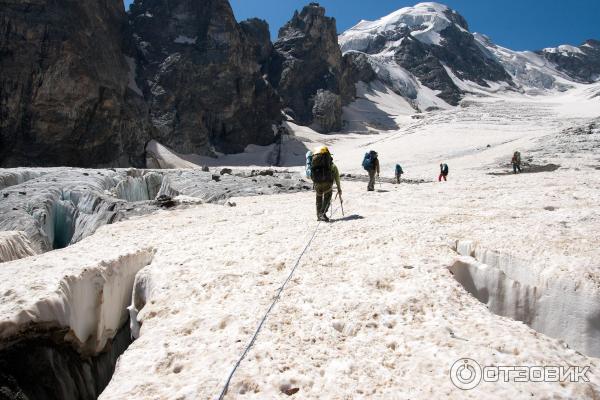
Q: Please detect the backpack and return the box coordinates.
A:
[362,151,377,171]
[395,164,403,175]
[442,164,449,174]
[514,152,521,163]
[305,151,313,178]
[311,152,333,183]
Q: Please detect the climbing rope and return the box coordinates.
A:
[215,199,340,400]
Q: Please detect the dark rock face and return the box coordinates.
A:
[312,89,342,133]
[340,52,377,103]
[433,24,513,87]
[269,3,345,133]
[239,18,273,67]
[129,0,282,154]
[394,35,463,105]
[0,323,132,400]
[0,0,151,167]
[538,40,600,83]
[443,8,469,31]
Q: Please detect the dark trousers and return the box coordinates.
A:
[368,169,376,191]
[438,173,447,181]
[513,163,522,174]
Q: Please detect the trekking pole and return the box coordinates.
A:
[339,193,345,217]
[331,192,339,219]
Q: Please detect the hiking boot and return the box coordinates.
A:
[321,214,330,222]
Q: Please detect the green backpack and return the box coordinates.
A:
[311,152,333,184]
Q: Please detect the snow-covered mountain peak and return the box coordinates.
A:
[339,2,600,110]
[340,2,460,51]
[543,45,584,56]
[338,3,512,109]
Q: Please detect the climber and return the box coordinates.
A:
[395,164,404,184]
[362,150,380,191]
[309,146,341,222]
[439,163,449,182]
[512,151,522,174]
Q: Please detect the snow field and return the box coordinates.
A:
[99,84,600,397]
[97,169,600,399]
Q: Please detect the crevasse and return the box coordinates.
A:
[450,240,600,357]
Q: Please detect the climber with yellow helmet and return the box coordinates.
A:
[308,146,341,222]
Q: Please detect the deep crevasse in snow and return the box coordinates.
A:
[0,247,156,354]
[450,240,600,357]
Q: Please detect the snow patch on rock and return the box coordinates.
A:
[173,35,197,44]
[125,56,143,96]
[543,45,584,55]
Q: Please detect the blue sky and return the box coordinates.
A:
[123,1,600,51]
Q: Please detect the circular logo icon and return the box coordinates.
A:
[450,358,482,390]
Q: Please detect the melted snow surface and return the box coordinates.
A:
[93,160,599,398]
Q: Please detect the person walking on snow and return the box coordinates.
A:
[395,164,404,184]
[362,150,380,191]
[439,163,449,181]
[309,146,341,222]
[512,151,522,174]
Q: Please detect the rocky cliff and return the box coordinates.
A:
[129,0,282,155]
[269,3,347,133]
[0,0,151,167]
[0,0,284,167]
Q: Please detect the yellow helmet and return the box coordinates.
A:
[314,145,329,154]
